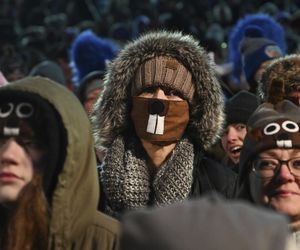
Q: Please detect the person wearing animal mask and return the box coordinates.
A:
[91,31,237,218]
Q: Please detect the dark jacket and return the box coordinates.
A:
[191,153,237,199]
[222,156,239,174]
[0,77,120,250]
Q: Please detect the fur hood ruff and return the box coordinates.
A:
[92,30,224,152]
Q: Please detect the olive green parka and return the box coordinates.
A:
[0,77,120,249]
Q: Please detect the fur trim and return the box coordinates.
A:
[228,14,286,84]
[258,54,300,102]
[91,30,224,151]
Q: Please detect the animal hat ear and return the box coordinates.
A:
[266,78,285,105]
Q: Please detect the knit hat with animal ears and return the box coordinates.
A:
[258,54,300,103]
[238,86,300,199]
[0,90,64,200]
[239,25,282,89]
[228,14,286,85]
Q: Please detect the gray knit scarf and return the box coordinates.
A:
[100,135,194,216]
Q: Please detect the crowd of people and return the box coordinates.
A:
[1,0,300,249]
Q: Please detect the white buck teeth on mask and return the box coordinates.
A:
[147,114,165,135]
[3,126,20,136]
[276,140,292,148]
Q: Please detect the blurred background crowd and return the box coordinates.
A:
[0,0,300,94]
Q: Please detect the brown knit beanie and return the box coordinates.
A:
[132,56,195,102]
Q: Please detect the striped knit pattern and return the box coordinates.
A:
[133,56,195,102]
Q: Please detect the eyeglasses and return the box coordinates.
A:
[252,157,300,178]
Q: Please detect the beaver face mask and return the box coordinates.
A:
[130,96,189,144]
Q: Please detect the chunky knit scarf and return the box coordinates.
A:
[100,135,194,216]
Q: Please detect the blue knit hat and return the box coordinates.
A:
[228,14,286,85]
[240,25,282,85]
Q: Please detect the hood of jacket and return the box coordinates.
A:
[0,77,99,247]
[92,31,224,152]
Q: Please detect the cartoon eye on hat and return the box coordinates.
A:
[263,120,299,148]
[0,102,34,136]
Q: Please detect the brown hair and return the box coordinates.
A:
[0,172,50,250]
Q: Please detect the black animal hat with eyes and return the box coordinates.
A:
[237,99,300,200]
[244,101,300,157]
[0,90,66,201]
[0,96,45,144]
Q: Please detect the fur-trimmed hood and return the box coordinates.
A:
[91,31,224,152]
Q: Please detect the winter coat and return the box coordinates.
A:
[92,31,236,217]
[191,152,237,199]
[0,77,120,250]
[222,156,239,174]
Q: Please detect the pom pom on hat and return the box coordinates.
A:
[70,30,119,86]
[243,25,265,38]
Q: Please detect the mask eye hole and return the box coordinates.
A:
[264,123,280,135]
[282,120,299,133]
[16,103,34,118]
[0,103,14,118]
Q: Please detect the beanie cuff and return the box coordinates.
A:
[132,56,195,102]
[226,109,253,126]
